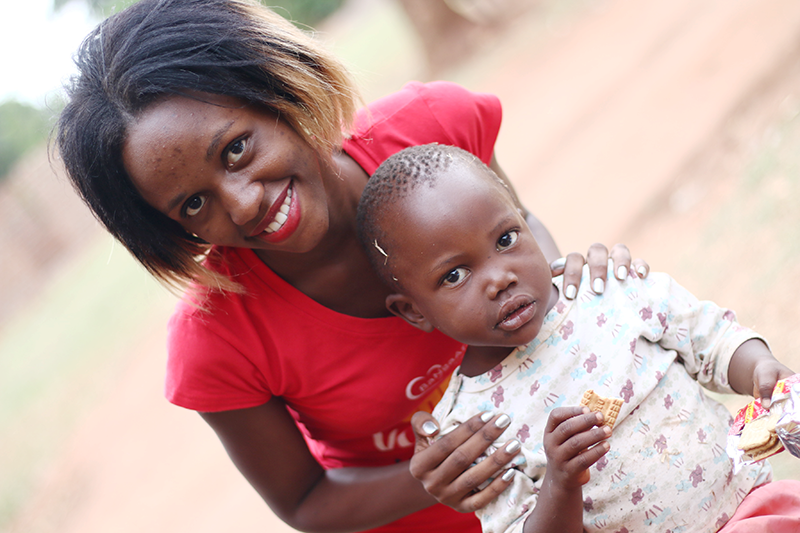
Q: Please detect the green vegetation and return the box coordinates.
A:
[0,101,56,181]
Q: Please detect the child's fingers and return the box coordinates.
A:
[565,439,611,478]
[544,406,589,432]
[546,407,604,446]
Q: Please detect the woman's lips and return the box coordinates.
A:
[252,181,300,243]
[495,297,536,332]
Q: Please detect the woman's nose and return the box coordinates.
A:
[220,179,260,226]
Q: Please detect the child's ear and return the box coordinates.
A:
[386,294,434,332]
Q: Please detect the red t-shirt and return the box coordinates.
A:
[166,81,502,532]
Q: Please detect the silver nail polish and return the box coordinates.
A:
[565,285,577,299]
[480,411,494,423]
[505,439,521,454]
[495,414,511,428]
[501,469,515,482]
[421,420,438,436]
[637,266,647,278]
[617,266,628,280]
[592,278,604,294]
[550,257,566,270]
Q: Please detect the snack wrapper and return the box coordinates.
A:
[727,373,800,472]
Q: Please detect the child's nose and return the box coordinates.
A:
[487,267,518,299]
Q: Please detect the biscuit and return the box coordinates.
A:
[738,411,784,461]
[580,389,623,430]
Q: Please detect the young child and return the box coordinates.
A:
[356,143,800,533]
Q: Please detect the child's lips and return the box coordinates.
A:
[495,297,536,332]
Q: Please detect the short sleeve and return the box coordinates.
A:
[165,302,273,412]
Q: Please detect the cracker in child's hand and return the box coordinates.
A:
[580,389,623,430]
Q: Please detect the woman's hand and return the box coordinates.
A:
[549,243,649,300]
[409,410,521,513]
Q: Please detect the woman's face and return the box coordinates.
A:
[122,94,332,253]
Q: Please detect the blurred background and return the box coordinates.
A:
[2,0,800,531]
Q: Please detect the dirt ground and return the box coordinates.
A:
[9,0,800,531]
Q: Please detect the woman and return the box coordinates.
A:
[56,0,645,531]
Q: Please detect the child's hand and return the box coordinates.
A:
[543,407,610,489]
[752,358,795,409]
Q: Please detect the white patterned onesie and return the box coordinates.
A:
[432,267,772,533]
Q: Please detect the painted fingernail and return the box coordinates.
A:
[501,469,516,482]
[505,439,521,454]
[495,414,511,428]
[550,257,566,271]
[480,411,495,423]
[421,420,438,436]
[637,266,647,278]
[617,266,628,280]
[592,278,604,294]
[565,285,577,299]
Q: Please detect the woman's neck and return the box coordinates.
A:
[253,152,392,318]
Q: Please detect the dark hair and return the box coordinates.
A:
[357,143,489,288]
[54,0,359,290]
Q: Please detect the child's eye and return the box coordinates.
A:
[226,138,247,167]
[497,230,519,251]
[184,194,207,217]
[442,267,469,287]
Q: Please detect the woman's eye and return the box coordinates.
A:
[497,230,519,251]
[226,138,247,167]
[442,267,469,287]
[185,195,207,217]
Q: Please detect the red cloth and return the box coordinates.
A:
[165,81,502,532]
[716,479,800,533]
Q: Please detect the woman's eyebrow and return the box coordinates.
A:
[206,120,236,160]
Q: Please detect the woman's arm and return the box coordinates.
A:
[200,397,434,533]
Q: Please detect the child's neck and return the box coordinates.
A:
[459,345,516,377]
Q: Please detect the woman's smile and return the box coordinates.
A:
[251,180,301,243]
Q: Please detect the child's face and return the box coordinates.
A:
[384,163,554,348]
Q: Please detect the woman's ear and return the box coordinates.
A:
[386,294,434,332]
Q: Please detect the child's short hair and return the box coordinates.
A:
[357,143,491,289]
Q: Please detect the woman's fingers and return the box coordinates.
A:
[556,252,586,299]
[409,411,519,511]
[610,243,649,279]
[585,243,610,294]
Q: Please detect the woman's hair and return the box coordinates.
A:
[55,0,359,291]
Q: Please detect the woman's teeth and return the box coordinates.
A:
[265,187,292,234]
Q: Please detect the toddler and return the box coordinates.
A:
[356,143,800,533]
